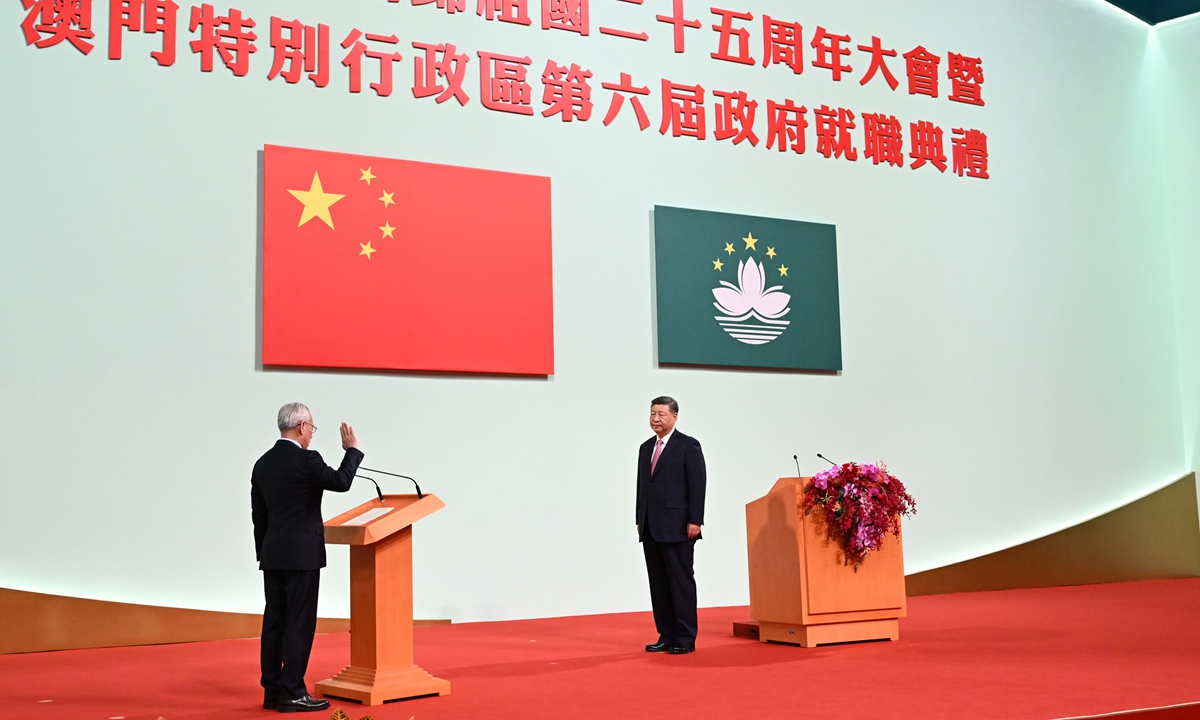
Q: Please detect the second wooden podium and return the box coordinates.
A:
[745,477,906,647]
[316,494,450,706]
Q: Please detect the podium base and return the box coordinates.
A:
[316,664,451,706]
[758,618,899,647]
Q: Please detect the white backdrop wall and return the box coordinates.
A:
[0,0,1189,622]
[1156,16,1200,473]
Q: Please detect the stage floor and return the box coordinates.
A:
[8,579,1200,720]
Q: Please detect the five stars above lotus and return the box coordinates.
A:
[713,231,789,280]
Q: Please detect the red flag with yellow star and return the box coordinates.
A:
[262,144,554,375]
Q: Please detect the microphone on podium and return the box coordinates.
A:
[355,474,386,502]
[359,466,424,499]
[793,454,802,477]
[817,453,838,467]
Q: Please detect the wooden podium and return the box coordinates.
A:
[316,494,450,706]
[745,477,906,647]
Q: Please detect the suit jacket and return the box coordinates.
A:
[636,429,706,543]
[251,439,364,571]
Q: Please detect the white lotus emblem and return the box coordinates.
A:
[713,258,791,345]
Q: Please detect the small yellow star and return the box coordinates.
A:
[713,258,724,271]
[379,190,395,208]
[778,264,789,276]
[380,221,396,239]
[724,242,736,255]
[360,241,376,259]
[359,167,375,185]
[287,172,344,230]
[744,233,759,250]
[766,247,777,259]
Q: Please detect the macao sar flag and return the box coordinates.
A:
[653,206,841,372]
[262,145,553,375]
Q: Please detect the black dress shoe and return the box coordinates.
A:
[263,698,278,710]
[645,640,673,652]
[276,694,330,713]
[668,643,695,654]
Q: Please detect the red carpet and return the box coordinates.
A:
[7,579,1200,720]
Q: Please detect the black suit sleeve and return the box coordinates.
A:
[635,442,648,523]
[251,481,267,562]
[685,438,706,526]
[307,447,364,492]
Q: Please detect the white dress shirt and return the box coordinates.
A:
[652,429,675,460]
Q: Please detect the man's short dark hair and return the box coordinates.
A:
[651,396,679,414]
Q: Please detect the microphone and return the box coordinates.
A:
[359,466,424,499]
[356,474,385,502]
[793,454,802,477]
[817,453,838,467]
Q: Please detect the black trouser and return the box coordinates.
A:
[642,533,698,646]
[260,569,320,702]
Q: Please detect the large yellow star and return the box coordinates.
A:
[713,258,724,271]
[379,190,395,208]
[359,167,376,185]
[766,247,777,259]
[778,264,789,276]
[287,172,344,229]
[380,221,396,239]
[724,242,736,255]
[360,241,377,259]
[744,233,759,250]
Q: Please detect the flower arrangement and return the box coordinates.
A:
[802,462,915,567]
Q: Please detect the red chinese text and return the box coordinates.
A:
[909,120,947,171]
[267,17,328,87]
[109,0,178,65]
[412,41,470,104]
[710,7,753,65]
[189,4,256,76]
[601,72,651,130]
[713,89,758,145]
[903,46,939,98]
[947,52,984,106]
[543,0,588,35]
[542,59,593,121]
[862,112,903,167]
[814,105,857,160]
[952,128,989,178]
[762,15,801,74]
[766,99,807,154]
[341,29,403,96]
[478,50,533,114]
[810,26,851,81]
[22,0,95,54]
[660,79,705,139]
[478,0,530,26]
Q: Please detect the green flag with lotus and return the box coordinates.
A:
[653,205,842,372]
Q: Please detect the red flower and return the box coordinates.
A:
[802,462,915,566]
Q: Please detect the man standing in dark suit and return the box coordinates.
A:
[636,396,706,654]
[252,402,364,713]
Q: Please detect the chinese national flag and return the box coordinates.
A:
[262,145,553,375]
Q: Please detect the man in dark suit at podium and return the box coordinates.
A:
[251,402,363,713]
[636,396,706,654]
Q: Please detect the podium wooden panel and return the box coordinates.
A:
[745,477,906,647]
[316,494,450,706]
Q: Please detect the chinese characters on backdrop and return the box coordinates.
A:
[20,0,990,178]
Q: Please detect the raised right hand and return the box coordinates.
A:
[340,422,358,450]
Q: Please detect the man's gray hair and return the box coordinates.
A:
[277,402,312,431]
